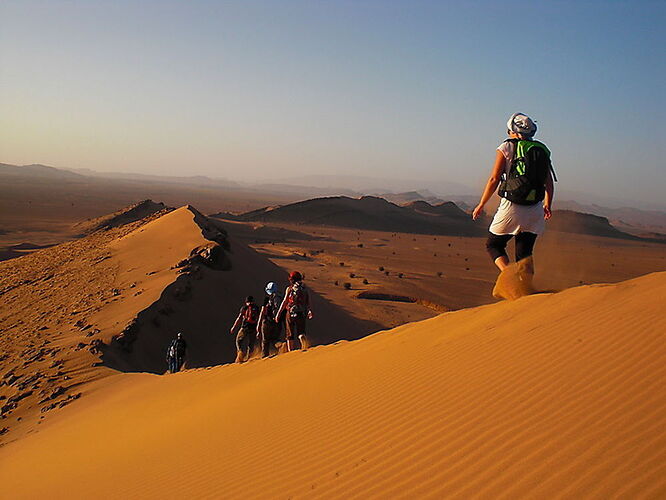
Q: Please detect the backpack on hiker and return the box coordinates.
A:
[167,342,177,361]
[263,294,281,322]
[241,303,259,327]
[167,338,185,360]
[286,282,308,318]
[498,138,557,205]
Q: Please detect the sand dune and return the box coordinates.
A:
[0,204,382,444]
[72,199,170,235]
[2,271,664,498]
[97,205,381,373]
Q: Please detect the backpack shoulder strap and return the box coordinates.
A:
[500,138,518,177]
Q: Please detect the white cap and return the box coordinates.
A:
[507,112,537,138]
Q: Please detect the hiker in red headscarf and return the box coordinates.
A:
[277,271,313,351]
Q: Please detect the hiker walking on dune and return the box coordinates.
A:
[230,296,260,362]
[278,271,313,351]
[257,282,283,358]
[472,113,556,293]
[166,332,187,373]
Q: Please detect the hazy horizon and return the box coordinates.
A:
[1,1,664,207]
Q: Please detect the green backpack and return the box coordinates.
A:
[498,138,557,205]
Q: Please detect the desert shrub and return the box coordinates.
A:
[434,253,437,257]
[349,272,356,278]
[334,280,339,286]
[437,271,443,277]
[398,273,404,278]
[339,262,345,267]
[384,270,390,276]
[343,282,352,290]
[357,243,363,248]
[465,267,470,271]
[362,279,368,285]
[378,266,384,271]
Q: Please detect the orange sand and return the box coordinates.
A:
[1,271,664,498]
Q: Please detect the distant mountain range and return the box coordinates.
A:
[555,200,666,233]
[217,195,488,237]
[2,162,664,234]
[214,195,663,242]
[0,163,86,181]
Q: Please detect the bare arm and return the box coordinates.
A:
[277,287,290,318]
[543,170,554,220]
[306,290,313,319]
[257,306,265,326]
[472,150,506,220]
[256,306,266,336]
[230,312,242,334]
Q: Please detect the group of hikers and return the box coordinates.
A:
[166,270,312,372]
[167,112,555,372]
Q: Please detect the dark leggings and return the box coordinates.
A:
[486,232,537,262]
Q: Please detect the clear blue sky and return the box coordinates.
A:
[1,1,664,205]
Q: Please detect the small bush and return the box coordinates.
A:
[398,273,404,278]
[343,282,352,290]
[378,266,384,271]
[433,253,437,257]
[334,280,339,286]
[384,270,390,276]
[339,262,345,267]
[357,243,364,248]
[437,271,443,277]
[362,279,369,285]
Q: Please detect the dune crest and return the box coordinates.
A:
[1,271,664,497]
[0,205,224,442]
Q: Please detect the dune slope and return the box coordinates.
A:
[1,272,664,498]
